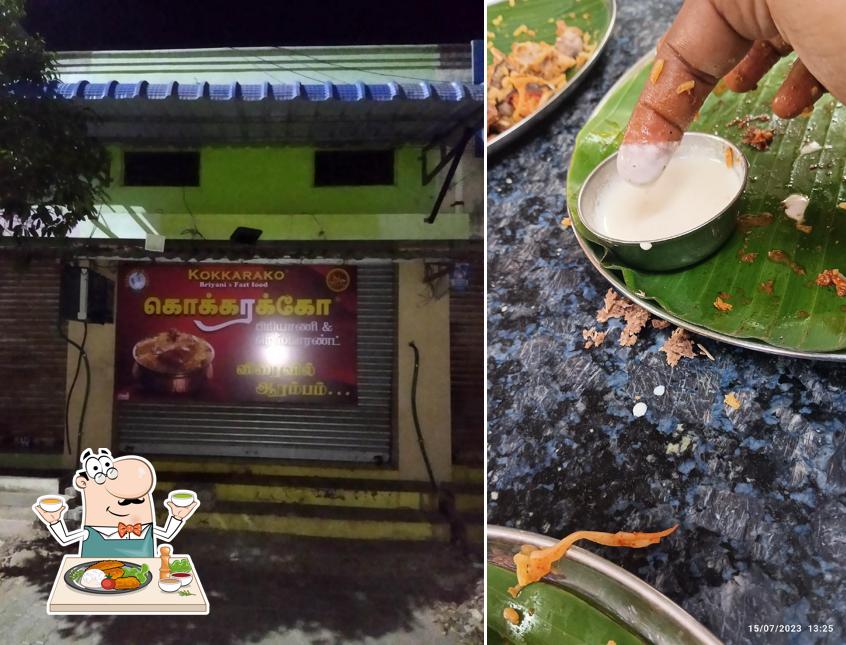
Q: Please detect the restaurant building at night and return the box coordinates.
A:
[0,42,483,540]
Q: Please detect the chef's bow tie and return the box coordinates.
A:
[118,522,143,538]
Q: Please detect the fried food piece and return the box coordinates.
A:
[582,327,606,349]
[87,560,124,572]
[714,296,733,312]
[649,58,665,84]
[503,607,521,625]
[508,526,678,597]
[724,146,734,168]
[724,392,741,410]
[103,567,124,579]
[742,126,775,150]
[661,328,697,367]
[816,268,846,296]
[115,576,141,590]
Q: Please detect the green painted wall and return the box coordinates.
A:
[92,144,472,241]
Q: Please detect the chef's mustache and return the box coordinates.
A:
[117,498,145,506]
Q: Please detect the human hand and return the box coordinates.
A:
[618,0,846,185]
[166,499,199,521]
[32,503,66,525]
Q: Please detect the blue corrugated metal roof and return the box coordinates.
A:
[45,80,483,103]
[7,79,482,145]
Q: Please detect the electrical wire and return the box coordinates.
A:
[408,340,437,492]
[227,47,330,85]
[181,186,206,239]
[270,46,459,84]
[58,317,90,460]
[231,45,465,86]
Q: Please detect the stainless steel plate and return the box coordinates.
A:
[486,0,617,155]
[567,52,846,362]
[488,525,721,645]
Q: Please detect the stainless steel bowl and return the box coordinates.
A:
[488,525,721,645]
[576,132,748,272]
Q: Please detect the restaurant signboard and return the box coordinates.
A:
[114,264,357,404]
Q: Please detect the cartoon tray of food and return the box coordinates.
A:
[48,553,209,615]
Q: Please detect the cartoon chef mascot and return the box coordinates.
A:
[33,448,199,558]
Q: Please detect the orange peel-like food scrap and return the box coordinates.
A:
[724,146,734,168]
[649,58,665,84]
[724,392,741,410]
[507,525,678,597]
[714,296,733,312]
[502,607,521,625]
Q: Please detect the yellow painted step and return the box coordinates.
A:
[452,465,484,486]
[157,481,483,515]
[157,481,426,511]
[454,493,484,513]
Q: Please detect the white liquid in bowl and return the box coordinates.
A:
[594,155,742,242]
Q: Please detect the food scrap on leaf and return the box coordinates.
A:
[816,268,846,297]
[713,295,733,312]
[502,607,521,625]
[507,526,678,598]
[741,126,774,150]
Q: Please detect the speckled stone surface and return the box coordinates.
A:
[487,1,846,643]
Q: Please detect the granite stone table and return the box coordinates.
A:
[487,1,846,643]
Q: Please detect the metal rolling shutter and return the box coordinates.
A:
[117,263,395,463]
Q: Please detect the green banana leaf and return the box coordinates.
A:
[487,563,644,644]
[567,55,846,352]
[487,0,613,64]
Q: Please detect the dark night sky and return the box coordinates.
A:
[24,0,482,51]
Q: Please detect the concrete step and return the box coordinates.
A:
[156,472,483,514]
[0,490,43,509]
[0,518,35,542]
[151,498,484,542]
[175,501,452,541]
[0,504,37,522]
[0,476,60,494]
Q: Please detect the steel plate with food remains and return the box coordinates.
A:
[488,19,595,138]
